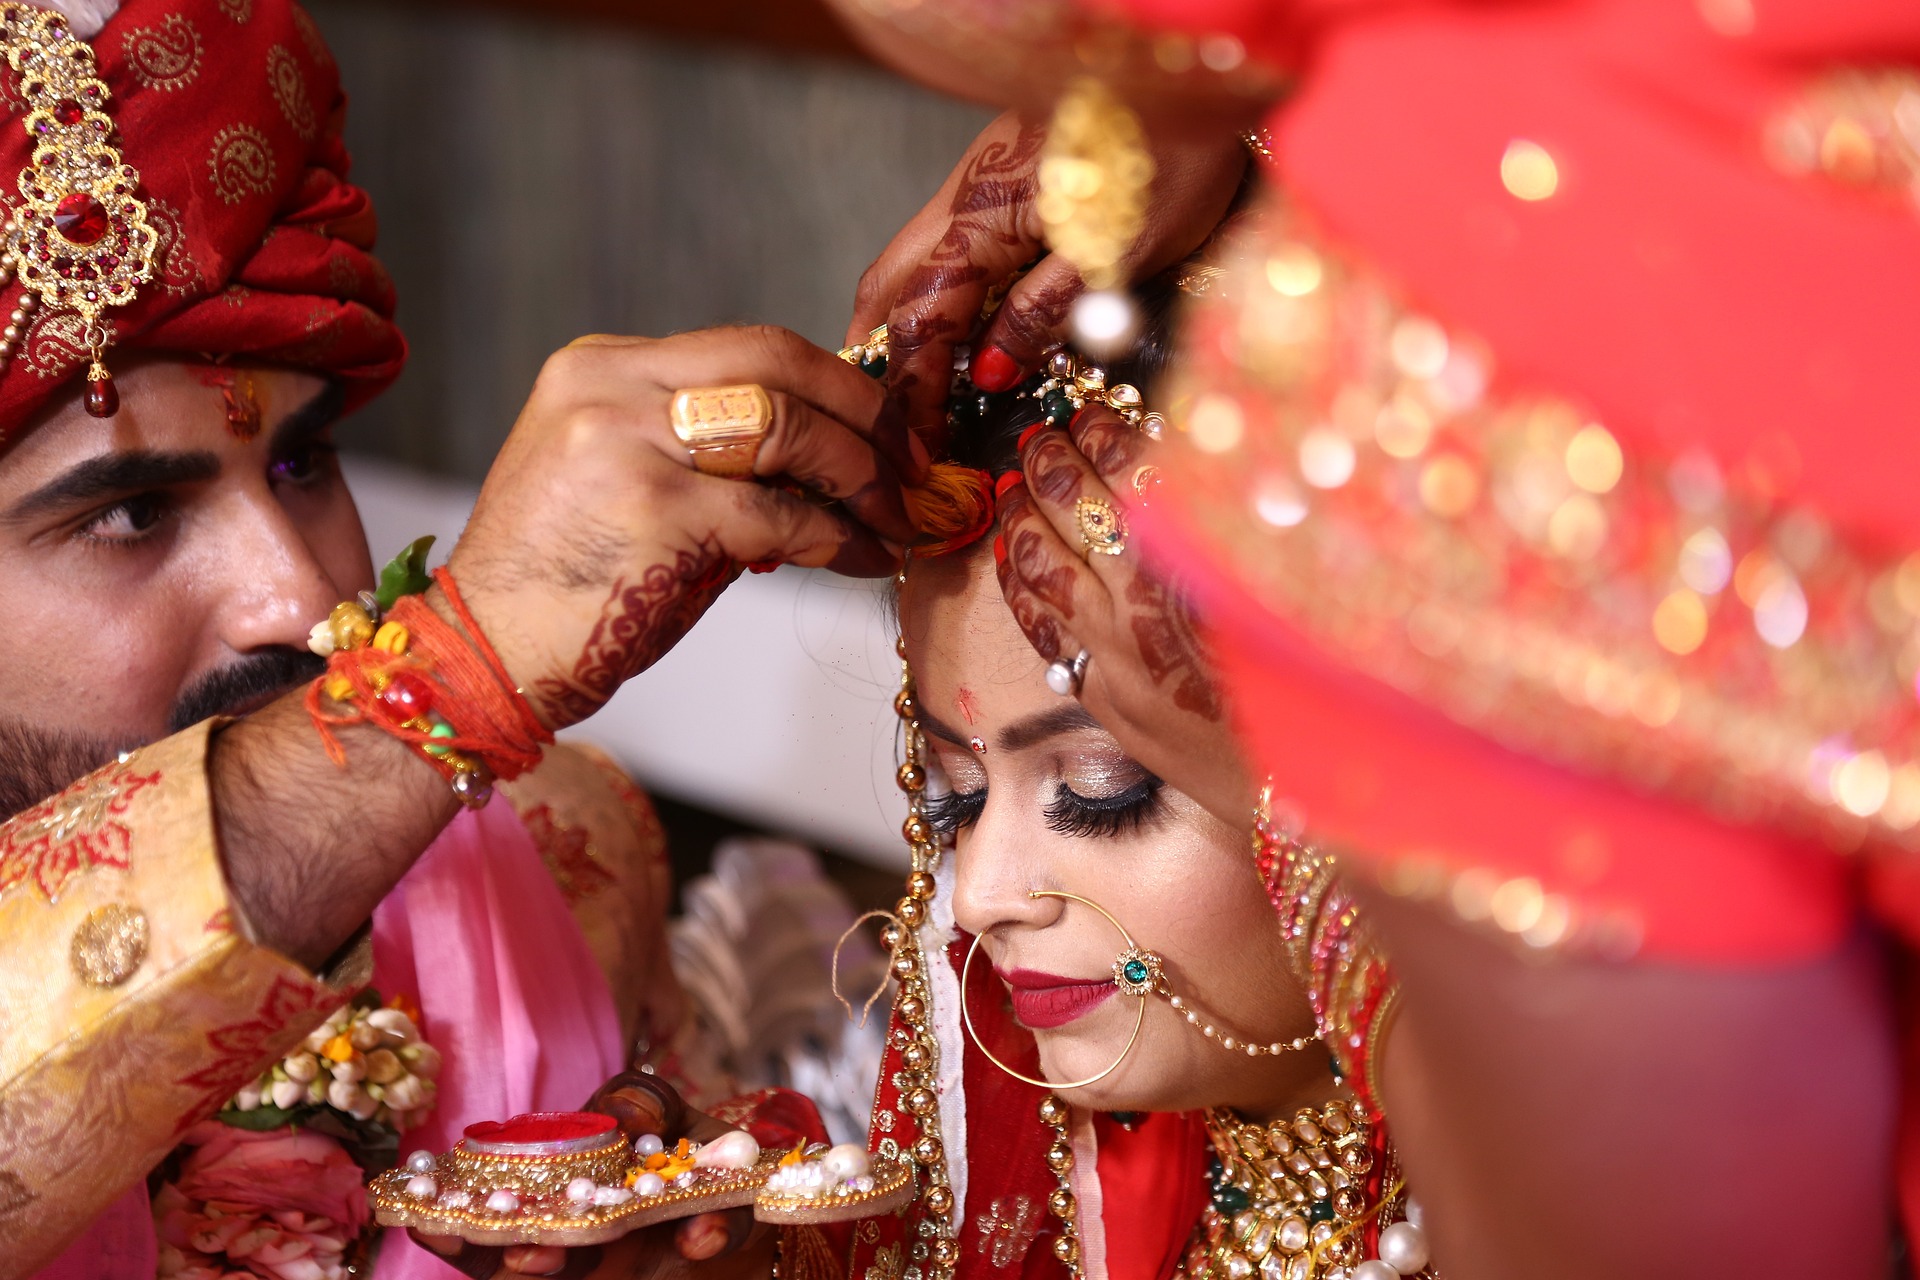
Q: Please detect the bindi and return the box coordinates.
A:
[969,736,986,754]
[195,362,261,442]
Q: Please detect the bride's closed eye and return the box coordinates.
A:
[924,786,985,836]
[923,774,1166,839]
[1044,775,1164,838]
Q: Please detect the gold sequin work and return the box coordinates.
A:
[69,901,149,987]
[1159,205,1920,868]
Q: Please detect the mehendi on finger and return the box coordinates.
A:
[1024,433,1087,506]
[1125,574,1224,721]
[997,553,1066,660]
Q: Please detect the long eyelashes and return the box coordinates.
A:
[1043,776,1164,838]
[923,776,1165,839]
[924,787,986,837]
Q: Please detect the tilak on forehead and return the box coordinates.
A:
[0,0,403,442]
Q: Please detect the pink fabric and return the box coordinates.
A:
[370,801,628,1279]
[30,795,623,1280]
[29,1184,154,1280]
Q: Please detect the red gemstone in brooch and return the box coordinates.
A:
[51,191,105,245]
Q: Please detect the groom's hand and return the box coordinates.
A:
[447,325,916,731]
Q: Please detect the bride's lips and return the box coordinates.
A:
[998,967,1115,1030]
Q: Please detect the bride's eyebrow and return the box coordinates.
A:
[919,710,969,747]
[920,704,1102,753]
[999,705,1101,752]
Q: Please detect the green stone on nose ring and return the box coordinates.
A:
[1112,946,1163,998]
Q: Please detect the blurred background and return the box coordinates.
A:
[307,0,995,900]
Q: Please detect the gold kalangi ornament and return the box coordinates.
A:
[0,4,160,416]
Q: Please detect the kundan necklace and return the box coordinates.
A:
[1177,1103,1434,1280]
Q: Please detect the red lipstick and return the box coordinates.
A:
[998,967,1116,1030]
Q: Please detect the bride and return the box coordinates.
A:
[785,320,1431,1280]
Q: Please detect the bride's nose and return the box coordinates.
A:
[949,790,1063,940]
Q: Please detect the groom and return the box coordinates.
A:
[0,0,913,1275]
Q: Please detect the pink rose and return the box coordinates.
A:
[174,1121,368,1233]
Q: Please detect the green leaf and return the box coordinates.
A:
[373,536,436,612]
[218,1102,309,1131]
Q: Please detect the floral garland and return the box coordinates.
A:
[155,990,441,1280]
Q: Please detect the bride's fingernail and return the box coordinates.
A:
[972,345,1022,392]
[1017,422,1047,452]
[992,535,1007,565]
[994,471,1023,499]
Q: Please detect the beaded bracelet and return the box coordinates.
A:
[307,552,552,808]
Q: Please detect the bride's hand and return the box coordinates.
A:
[992,403,1255,825]
[846,109,1248,462]
[447,325,915,732]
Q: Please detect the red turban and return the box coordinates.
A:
[0,0,405,443]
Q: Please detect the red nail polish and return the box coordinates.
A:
[972,345,1021,392]
[994,471,1023,499]
[992,535,1007,565]
[1017,422,1046,452]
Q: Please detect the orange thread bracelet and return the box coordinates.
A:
[307,569,553,807]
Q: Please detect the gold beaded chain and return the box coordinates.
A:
[881,610,963,1280]
[1037,1093,1084,1277]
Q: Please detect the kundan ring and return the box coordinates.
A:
[669,384,773,479]
[1075,496,1128,557]
[1046,649,1090,697]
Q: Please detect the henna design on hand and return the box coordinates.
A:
[1126,574,1224,722]
[1025,433,1088,506]
[533,539,738,725]
[883,121,1049,444]
[1069,411,1149,483]
[997,554,1066,661]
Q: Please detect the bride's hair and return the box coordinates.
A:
[944,271,1184,480]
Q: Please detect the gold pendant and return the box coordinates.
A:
[0,5,161,415]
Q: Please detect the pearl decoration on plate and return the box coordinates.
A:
[404,1175,436,1199]
[822,1143,871,1181]
[593,1185,634,1207]
[484,1189,519,1213]
[565,1176,597,1203]
[692,1129,760,1170]
[633,1133,665,1158]
[405,1150,436,1175]
[1377,1220,1431,1274]
[633,1172,666,1197]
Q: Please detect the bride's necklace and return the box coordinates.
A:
[1185,1099,1434,1280]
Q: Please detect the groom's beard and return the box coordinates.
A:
[0,648,323,820]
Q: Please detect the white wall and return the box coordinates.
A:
[345,454,909,869]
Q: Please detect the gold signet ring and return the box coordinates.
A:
[669,384,773,480]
